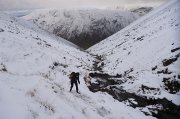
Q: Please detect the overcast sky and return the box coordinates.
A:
[0,0,169,11]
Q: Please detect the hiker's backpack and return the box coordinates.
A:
[69,72,76,80]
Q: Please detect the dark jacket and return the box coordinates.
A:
[70,72,80,84]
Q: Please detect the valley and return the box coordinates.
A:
[0,0,180,119]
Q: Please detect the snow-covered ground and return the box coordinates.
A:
[88,0,180,105]
[0,0,179,118]
[130,7,153,16]
[0,13,154,119]
[23,9,139,49]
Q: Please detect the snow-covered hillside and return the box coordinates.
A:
[0,13,154,119]
[23,9,139,49]
[130,7,153,16]
[88,0,180,115]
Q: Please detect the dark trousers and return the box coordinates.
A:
[70,81,78,92]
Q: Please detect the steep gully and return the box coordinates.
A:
[82,52,180,119]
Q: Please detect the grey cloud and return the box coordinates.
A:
[0,0,169,11]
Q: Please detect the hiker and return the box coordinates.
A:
[69,72,80,93]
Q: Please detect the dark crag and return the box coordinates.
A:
[86,72,180,119]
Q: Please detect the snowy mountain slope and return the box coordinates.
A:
[88,0,180,108]
[112,6,153,16]
[23,9,139,49]
[0,13,154,119]
[130,7,153,16]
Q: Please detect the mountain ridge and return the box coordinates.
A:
[23,9,139,49]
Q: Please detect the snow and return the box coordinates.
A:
[88,0,180,105]
[1,0,179,118]
[0,13,154,119]
[23,8,139,48]
[23,8,138,36]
